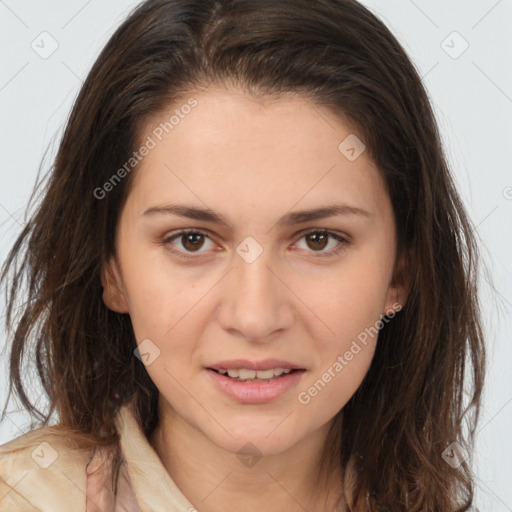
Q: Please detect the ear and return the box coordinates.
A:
[100,256,129,313]
[383,249,411,316]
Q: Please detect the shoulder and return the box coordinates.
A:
[0,426,93,512]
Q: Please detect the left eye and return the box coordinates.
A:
[161,229,349,258]
[294,229,348,255]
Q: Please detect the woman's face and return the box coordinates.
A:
[102,86,406,456]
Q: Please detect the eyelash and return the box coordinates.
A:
[160,228,350,260]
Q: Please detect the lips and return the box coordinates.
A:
[207,358,305,372]
[214,367,293,381]
[206,366,306,403]
[205,358,306,403]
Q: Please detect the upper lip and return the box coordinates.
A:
[207,359,305,371]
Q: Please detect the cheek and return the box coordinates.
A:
[295,255,388,408]
[297,336,376,416]
[120,262,212,374]
[300,260,391,346]
[118,248,202,339]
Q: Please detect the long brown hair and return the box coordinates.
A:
[1,0,486,510]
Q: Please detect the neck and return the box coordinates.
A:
[148,399,345,512]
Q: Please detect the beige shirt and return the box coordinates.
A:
[0,401,196,511]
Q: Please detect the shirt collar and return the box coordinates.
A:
[112,399,195,512]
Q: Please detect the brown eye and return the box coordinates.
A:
[181,232,205,252]
[305,232,329,251]
[295,229,349,257]
[162,229,216,258]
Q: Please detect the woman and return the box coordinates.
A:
[0,0,485,510]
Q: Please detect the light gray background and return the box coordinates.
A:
[0,1,511,510]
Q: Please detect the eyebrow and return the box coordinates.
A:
[143,203,371,229]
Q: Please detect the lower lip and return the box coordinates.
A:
[206,369,305,404]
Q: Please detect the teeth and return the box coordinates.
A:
[218,367,293,381]
[238,369,256,379]
[252,369,274,379]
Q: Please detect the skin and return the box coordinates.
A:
[101,86,408,512]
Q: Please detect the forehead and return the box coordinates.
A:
[128,87,388,220]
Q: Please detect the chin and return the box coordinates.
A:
[205,421,304,458]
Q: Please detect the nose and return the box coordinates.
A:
[216,247,295,343]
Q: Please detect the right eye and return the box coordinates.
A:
[161,229,217,258]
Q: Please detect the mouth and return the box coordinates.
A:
[205,362,307,403]
[207,367,304,383]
